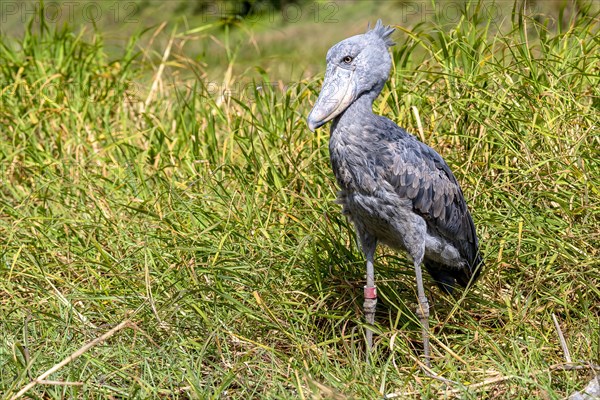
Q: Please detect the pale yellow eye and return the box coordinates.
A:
[343,56,353,64]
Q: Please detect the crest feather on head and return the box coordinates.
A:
[366,19,396,47]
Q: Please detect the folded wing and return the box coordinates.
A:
[386,134,483,291]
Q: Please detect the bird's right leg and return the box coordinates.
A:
[413,258,431,367]
[360,234,377,354]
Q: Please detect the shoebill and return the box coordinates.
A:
[307,20,483,366]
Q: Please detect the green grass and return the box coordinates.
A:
[1,1,599,398]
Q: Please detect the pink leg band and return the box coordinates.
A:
[364,286,377,299]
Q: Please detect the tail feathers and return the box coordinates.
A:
[425,254,483,294]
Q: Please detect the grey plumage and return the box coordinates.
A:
[330,115,482,287]
[307,20,483,365]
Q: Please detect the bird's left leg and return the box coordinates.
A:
[413,256,431,367]
[360,233,378,353]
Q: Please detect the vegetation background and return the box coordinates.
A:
[0,0,598,398]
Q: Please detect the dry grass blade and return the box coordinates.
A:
[9,320,132,400]
[553,313,572,363]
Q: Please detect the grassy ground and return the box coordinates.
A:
[1,1,599,398]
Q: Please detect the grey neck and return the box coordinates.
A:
[333,84,383,130]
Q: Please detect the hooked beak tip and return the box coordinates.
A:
[307,115,325,132]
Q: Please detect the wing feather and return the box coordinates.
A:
[381,125,481,274]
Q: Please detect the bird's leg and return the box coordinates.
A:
[364,255,377,352]
[414,261,431,367]
[361,236,377,356]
